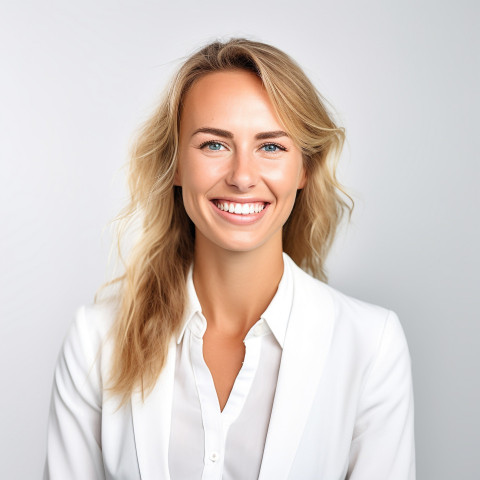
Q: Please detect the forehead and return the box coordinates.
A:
[180,70,283,133]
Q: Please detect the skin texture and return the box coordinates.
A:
[175,70,306,410]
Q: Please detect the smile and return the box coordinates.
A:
[212,200,267,215]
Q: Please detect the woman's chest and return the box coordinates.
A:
[167,326,282,479]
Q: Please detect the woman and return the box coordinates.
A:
[44,39,415,479]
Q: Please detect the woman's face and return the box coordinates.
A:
[176,69,306,254]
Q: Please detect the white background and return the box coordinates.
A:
[1,0,478,478]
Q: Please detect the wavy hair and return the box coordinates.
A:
[104,38,352,403]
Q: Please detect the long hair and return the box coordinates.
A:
[105,38,352,404]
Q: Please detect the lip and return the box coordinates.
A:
[210,197,270,204]
[210,199,269,225]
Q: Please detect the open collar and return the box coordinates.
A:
[176,253,293,347]
[131,254,335,480]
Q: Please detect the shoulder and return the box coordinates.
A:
[285,255,408,355]
[57,300,119,395]
[74,300,118,341]
[66,300,118,358]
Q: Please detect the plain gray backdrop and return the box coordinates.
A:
[1,0,478,478]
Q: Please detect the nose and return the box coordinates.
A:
[226,149,258,192]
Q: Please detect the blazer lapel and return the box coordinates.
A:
[131,338,176,480]
[259,260,335,480]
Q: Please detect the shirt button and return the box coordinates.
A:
[209,451,219,462]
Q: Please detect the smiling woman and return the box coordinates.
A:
[44,39,415,480]
[175,70,306,254]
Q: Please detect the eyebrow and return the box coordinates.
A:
[192,127,289,140]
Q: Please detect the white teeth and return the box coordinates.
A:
[214,201,266,215]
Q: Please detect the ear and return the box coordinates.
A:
[297,166,307,190]
[173,163,182,186]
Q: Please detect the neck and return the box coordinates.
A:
[192,232,284,338]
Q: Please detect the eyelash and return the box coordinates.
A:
[259,142,287,152]
[198,140,226,150]
[198,140,287,153]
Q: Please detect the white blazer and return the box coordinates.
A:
[44,255,415,479]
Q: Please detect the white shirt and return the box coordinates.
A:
[168,258,293,480]
[44,253,415,479]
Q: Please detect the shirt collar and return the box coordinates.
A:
[176,252,294,348]
[176,266,202,344]
[259,253,293,348]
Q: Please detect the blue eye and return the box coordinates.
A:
[200,141,225,151]
[263,144,277,152]
[261,143,285,153]
[208,142,222,150]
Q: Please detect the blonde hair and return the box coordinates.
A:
[105,38,352,403]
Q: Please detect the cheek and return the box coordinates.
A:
[178,159,204,193]
[178,159,221,223]
[179,155,226,191]
[262,159,305,196]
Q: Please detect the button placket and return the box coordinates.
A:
[189,326,224,479]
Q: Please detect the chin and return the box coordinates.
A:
[203,230,280,254]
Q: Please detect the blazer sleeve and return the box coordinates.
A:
[44,307,106,480]
[347,310,416,480]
